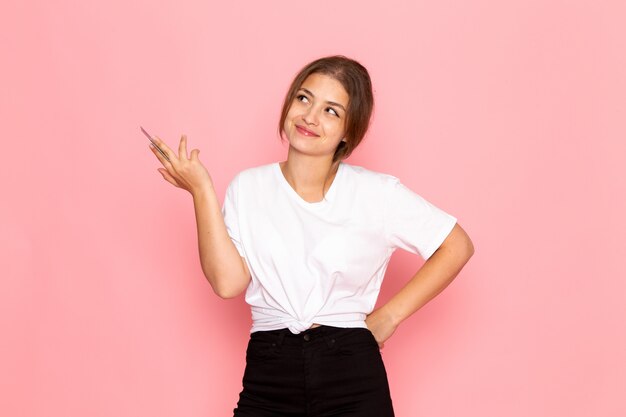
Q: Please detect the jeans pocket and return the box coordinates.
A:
[334,328,380,356]
[364,327,382,349]
[246,335,279,362]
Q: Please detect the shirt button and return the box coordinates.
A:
[303,334,311,341]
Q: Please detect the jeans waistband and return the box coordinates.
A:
[251,325,371,349]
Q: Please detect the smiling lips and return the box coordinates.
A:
[295,125,319,137]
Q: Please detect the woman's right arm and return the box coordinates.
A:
[148,133,250,299]
[191,186,251,298]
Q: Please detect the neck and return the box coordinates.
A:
[280,151,341,199]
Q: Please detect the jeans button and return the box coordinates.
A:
[303,334,311,341]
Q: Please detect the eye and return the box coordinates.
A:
[326,107,339,117]
[296,94,309,103]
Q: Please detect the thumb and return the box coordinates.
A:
[191,149,200,160]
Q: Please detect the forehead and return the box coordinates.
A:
[300,73,349,106]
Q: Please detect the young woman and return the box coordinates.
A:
[149,55,474,417]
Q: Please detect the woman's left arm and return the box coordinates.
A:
[365,223,475,349]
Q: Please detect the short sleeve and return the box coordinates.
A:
[221,174,246,258]
[384,178,457,260]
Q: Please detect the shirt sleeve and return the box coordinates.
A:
[222,173,246,258]
[384,178,457,260]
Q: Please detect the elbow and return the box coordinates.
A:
[458,229,475,263]
[215,289,240,299]
[211,277,249,300]
[205,259,251,299]
[213,283,244,299]
[465,236,475,259]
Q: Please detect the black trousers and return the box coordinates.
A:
[233,325,395,417]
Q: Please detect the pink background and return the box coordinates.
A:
[1,1,625,416]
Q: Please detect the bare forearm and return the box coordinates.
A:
[192,186,249,298]
[382,224,474,326]
[146,133,248,298]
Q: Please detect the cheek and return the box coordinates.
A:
[283,109,300,139]
[326,119,345,137]
[284,105,299,124]
[283,114,296,135]
[283,103,302,133]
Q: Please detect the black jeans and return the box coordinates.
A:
[233,325,395,417]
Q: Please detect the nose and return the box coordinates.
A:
[302,105,319,125]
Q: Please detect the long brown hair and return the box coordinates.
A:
[278,55,374,165]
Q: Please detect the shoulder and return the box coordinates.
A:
[341,162,400,189]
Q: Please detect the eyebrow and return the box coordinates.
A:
[298,88,347,112]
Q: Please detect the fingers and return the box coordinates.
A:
[152,135,176,165]
[157,168,180,188]
[148,133,206,192]
[149,134,194,166]
[179,134,189,161]
[149,143,173,169]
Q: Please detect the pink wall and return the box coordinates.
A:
[2,1,624,416]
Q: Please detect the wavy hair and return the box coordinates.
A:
[278,55,374,165]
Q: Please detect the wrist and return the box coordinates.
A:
[380,303,404,328]
[191,183,215,200]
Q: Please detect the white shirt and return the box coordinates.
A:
[222,161,457,334]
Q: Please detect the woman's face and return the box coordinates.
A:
[283,73,349,159]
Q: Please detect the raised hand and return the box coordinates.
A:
[149,134,214,197]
